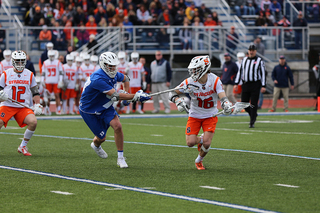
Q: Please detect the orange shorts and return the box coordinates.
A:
[0,106,34,128]
[233,85,242,94]
[46,83,60,94]
[130,87,141,94]
[61,89,77,100]
[185,116,218,135]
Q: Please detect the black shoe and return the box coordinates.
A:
[249,124,255,128]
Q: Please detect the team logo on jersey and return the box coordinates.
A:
[18,74,21,78]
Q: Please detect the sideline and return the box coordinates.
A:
[1,132,319,161]
[0,165,280,213]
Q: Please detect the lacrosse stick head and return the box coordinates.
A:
[188,55,211,81]
[232,102,250,114]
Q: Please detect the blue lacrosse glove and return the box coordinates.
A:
[132,90,151,103]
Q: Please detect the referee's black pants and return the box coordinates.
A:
[241,81,261,125]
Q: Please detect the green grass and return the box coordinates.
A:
[0,114,320,213]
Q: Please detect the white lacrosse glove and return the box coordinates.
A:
[0,90,8,102]
[132,90,151,103]
[175,98,189,113]
[142,82,147,91]
[75,84,80,91]
[118,90,129,94]
[33,104,43,115]
[221,98,233,115]
[58,81,64,89]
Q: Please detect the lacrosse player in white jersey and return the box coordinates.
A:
[90,55,100,71]
[116,51,130,113]
[1,49,13,70]
[127,52,146,114]
[0,62,3,76]
[41,49,64,114]
[169,55,233,170]
[61,54,79,114]
[79,53,95,90]
[0,50,43,156]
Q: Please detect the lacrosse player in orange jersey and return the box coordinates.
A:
[169,55,233,170]
[0,50,43,156]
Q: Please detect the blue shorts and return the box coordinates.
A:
[80,108,119,139]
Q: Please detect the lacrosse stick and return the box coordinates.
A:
[148,84,200,97]
[213,102,250,117]
[7,97,34,110]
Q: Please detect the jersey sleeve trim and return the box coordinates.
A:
[214,77,219,93]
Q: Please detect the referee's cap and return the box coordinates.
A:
[248,43,257,50]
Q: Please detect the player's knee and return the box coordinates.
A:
[113,123,123,133]
[27,118,37,130]
[186,138,196,147]
[0,120,4,129]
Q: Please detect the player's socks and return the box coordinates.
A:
[118,150,124,158]
[62,100,67,113]
[20,129,35,147]
[69,98,74,114]
[195,154,204,163]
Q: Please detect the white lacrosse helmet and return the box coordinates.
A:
[46,42,54,50]
[99,52,119,78]
[237,52,245,58]
[70,51,79,59]
[131,52,139,63]
[118,51,126,60]
[4,49,12,61]
[48,50,56,61]
[11,50,27,72]
[83,54,91,65]
[90,55,98,65]
[188,55,211,81]
[66,54,74,66]
[75,56,83,67]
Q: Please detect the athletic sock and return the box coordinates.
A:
[69,98,74,113]
[195,154,204,163]
[20,129,35,147]
[118,150,124,158]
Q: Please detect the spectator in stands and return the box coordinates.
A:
[76,23,90,48]
[191,9,204,23]
[116,2,128,16]
[268,55,294,112]
[157,7,174,25]
[260,0,271,12]
[179,21,192,52]
[185,2,196,21]
[124,0,137,11]
[269,0,282,21]
[109,17,119,26]
[95,4,108,25]
[53,2,64,21]
[60,15,69,28]
[198,3,212,19]
[74,6,86,26]
[106,3,116,23]
[0,23,5,47]
[114,9,126,25]
[52,22,66,50]
[98,17,108,34]
[142,17,158,42]
[211,11,220,24]
[65,4,77,21]
[137,4,151,24]
[86,15,98,36]
[255,11,267,36]
[307,2,319,22]
[156,28,170,48]
[86,34,98,55]
[39,25,52,41]
[170,0,180,18]
[172,7,184,25]
[204,14,217,29]
[43,3,53,18]
[32,6,45,27]
[45,10,54,26]
[226,26,239,51]
[277,15,291,40]
[63,21,74,47]
[177,0,186,9]
[149,1,162,16]
[246,0,256,15]
[234,0,248,17]
[128,10,141,25]
[293,11,308,49]
[265,9,275,25]
[192,17,204,50]
[254,37,265,56]
[77,0,92,15]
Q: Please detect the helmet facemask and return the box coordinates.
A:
[12,51,27,73]
[188,55,211,81]
[99,52,120,78]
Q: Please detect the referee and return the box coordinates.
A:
[234,44,266,128]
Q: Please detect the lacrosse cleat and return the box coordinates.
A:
[117,157,128,168]
[91,142,108,158]
[18,146,32,156]
[195,161,205,170]
[137,109,144,114]
[198,133,204,151]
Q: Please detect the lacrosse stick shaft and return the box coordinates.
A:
[7,97,34,110]
[148,86,184,97]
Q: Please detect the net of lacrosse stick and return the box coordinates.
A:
[148,84,200,97]
[213,102,251,117]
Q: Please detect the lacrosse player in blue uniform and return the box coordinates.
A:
[79,52,150,168]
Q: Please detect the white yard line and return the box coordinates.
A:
[0,165,279,213]
[274,184,300,188]
[200,186,225,190]
[51,191,74,195]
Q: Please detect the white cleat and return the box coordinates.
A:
[91,142,108,159]
[117,157,128,168]
[137,109,144,114]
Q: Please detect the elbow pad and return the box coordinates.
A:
[169,91,179,103]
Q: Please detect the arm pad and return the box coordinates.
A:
[169,91,179,103]
[106,90,120,102]
[30,86,40,97]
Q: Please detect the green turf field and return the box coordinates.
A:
[0,113,319,213]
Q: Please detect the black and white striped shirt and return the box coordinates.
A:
[234,56,266,87]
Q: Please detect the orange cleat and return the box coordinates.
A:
[284,109,289,112]
[18,146,32,156]
[195,161,205,170]
[268,109,275,112]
